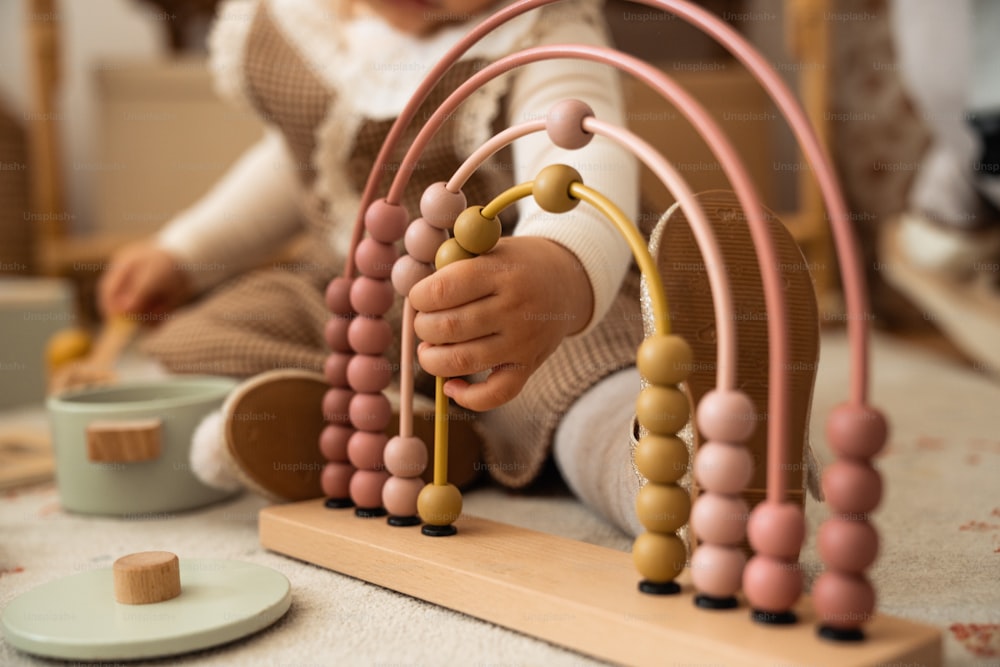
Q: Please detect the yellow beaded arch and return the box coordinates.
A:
[417,164,694,590]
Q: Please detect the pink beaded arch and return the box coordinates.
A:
[325,0,887,641]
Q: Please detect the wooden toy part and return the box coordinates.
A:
[48,316,138,395]
[86,418,161,463]
[113,551,181,605]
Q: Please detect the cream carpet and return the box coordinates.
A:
[1,330,998,666]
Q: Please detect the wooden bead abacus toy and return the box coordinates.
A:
[260,0,942,663]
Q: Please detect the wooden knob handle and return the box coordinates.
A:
[113,551,181,605]
[86,418,162,463]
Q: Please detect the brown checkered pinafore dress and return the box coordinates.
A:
[142,1,645,489]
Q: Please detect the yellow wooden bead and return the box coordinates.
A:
[636,335,693,386]
[634,434,688,484]
[632,532,686,583]
[532,164,582,213]
[417,483,462,526]
[434,237,476,270]
[453,206,501,255]
[635,482,690,533]
[635,385,689,435]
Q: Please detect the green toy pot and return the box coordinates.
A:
[47,377,239,516]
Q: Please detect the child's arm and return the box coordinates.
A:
[99,131,303,316]
[411,18,638,411]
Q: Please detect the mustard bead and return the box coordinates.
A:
[453,206,501,255]
[635,482,690,533]
[634,434,688,484]
[533,164,582,213]
[417,483,463,526]
[632,532,686,584]
[434,237,476,270]
[636,335,693,386]
[636,385,689,435]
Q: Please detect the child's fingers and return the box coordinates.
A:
[442,366,530,412]
[413,297,499,345]
[417,338,503,379]
[408,261,494,313]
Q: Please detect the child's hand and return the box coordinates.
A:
[409,236,593,412]
[98,243,192,318]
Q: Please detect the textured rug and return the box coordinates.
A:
[1,330,998,666]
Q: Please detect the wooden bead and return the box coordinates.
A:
[695,389,756,443]
[690,544,746,599]
[817,518,879,573]
[822,460,882,515]
[113,551,181,605]
[347,430,388,470]
[364,199,409,243]
[391,255,434,297]
[532,164,582,214]
[323,316,352,353]
[384,435,428,478]
[546,99,595,150]
[355,237,399,280]
[417,483,463,526]
[349,277,395,317]
[826,403,888,460]
[348,391,392,431]
[743,555,803,613]
[346,354,393,394]
[321,461,354,498]
[350,469,390,509]
[634,434,688,484]
[635,386,689,436]
[382,475,425,518]
[453,206,501,255]
[404,218,449,263]
[420,182,466,229]
[746,501,806,560]
[636,335,693,386]
[321,388,353,424]
[323,352,351,386]
[325,277,354,315]
[347,316,393,357]
[812,571,876,629]
[690,493,748,546]
[692,441,753,495]
[435,238,476,270]
[635,482,690,533]
[319,424,353,462]
[632,532,685,583]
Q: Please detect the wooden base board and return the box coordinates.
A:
[260,500,940,666]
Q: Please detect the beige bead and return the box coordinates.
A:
[453,206,501,255]
[632,532,686,583]
[532,164,582,213]
[434,238,476,270]
[635,385,689,436]
[636,335,693,386]
[634,434,689,484]
[113,551,181,605]
[417,483,463,526]
[635,482,690,533]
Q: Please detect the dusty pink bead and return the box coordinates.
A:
[813,571,876,629]
[693,441,753,494]
[818,518,879,573]
[323,316,352,353]
[690,493,748,546]
[743,555,803,613]
[747,501,806,560]
[382,475,425,518]
[325,276,353,315]
[320,461,354,498]
[349,277,395,317]
[346,354,393,394]
[384,435,428,478]
[348,391,392,431]
[690,543,746,599]
[826,403,888,460]
[391,255,434,297]
[319,424,353,462]
[355,237,399,280]
[349,469,389,508]
[364,199,409,243]
[404,218,449,263]
[696,389,756,443]
[347,430,388,470]
[546,98,595,150]
[420,182,466,229]
[347,316,393,356]
[323,352,351,386]
[822,460,882,515]
[321,388,353,424]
